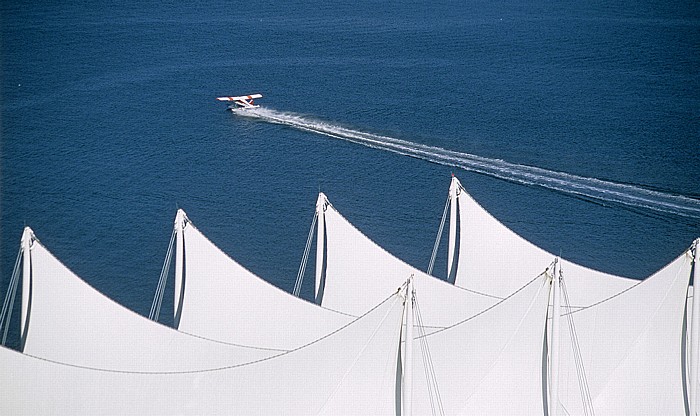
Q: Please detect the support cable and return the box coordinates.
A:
[560,275,595,416]
[0,247,23,345]
[22,288,403,375]
[418,271,546,339]
[319,285,402,414]
[149,228,176,321]
[427,194,450,276]
[414,294,445,416]
[293,210,318,297]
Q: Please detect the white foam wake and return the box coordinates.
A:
[238,108,700,219]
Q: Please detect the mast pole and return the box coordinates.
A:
[173,209,185,326]
[447,176,458,282]
[403,276,414,416]
[20,227,33,343]
[691,239,700,414]
[550,259,561,416]
[315,193,327,304]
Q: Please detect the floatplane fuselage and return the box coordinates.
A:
[216,94,262,110]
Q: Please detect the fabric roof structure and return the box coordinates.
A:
[317,193,507,330]
[449,176,639,307]
[2,190,698,414]
[410,271,551,415]
[175,210,355,350]
[314,190,699,414]
[557,249,693,415]
[0,222,558,415]
[1,284,406,415]
[19,228,277,373]
[444,176,700,411]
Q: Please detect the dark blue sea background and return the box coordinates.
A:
[1,1,699,336]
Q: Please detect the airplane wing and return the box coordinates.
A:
[216,94,263,102]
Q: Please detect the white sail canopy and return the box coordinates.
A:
[317,190,697,414]
[1,286,405,415]
[21,229,277,372]
[176,213,355,350]
[557,249,692,415]
[319,195,509,329]
[411,272,551,415]
[3,192,696,414]
[452,177,638,307]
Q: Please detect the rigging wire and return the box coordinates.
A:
[561,274,595,416]
[293,210,318,297]
[561,243,694,316]
[427,193,450,276]
[149,227,176,321]
[562,278,644,316]
[318,285,404,414]
[17,286,404,375]
[414,293,445,415]
[413,305,436,414]
[417,271,546,339]
[0,247,23,345]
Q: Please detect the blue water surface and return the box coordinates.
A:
[1,0,698,336]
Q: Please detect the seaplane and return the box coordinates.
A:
[216,94,262,110]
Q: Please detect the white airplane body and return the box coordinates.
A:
[216,94,262,110]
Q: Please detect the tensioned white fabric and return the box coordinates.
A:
[320,196,508,329]
[411,272,551,414]
[318,191,697,413]
[22,232,277,372]
[176,215,354,350]
[452,177,638,307]
[1,287,405,415]
[557,250,692,415]
[449,177,700,405]
[5,198,696,414]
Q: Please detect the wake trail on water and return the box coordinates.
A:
[238,107,700,219]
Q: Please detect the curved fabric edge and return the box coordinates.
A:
[558,250,692,415]
[411,273,551,414]
[320,196,543,329]
[453,177,639,307]
[0,288,405,415]
[22,236,277,372]
[177,217,354,350]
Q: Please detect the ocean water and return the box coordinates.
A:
[1,0,698,337]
